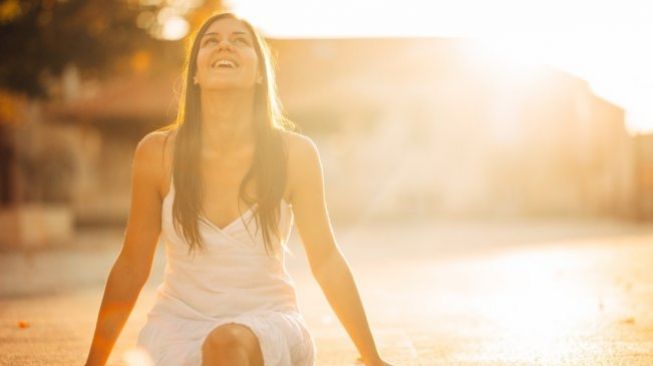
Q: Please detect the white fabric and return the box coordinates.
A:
[137,179,316,365]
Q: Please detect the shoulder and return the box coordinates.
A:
[279,129,322,170]
[134,129,174,165]
[279,129,320,158]
[133,129,176,197]
[279,129,324,201]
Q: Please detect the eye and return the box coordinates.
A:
[203,38,217,45]
[235,37,250,45]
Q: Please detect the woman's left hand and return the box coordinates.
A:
[374,361,395,366]
[367,360,395,366]
[358,355,396,366]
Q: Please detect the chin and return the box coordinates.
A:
[205,81,254,90]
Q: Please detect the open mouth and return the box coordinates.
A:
[211,59,239,70]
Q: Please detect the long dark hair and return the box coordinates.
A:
[158,12,296,256]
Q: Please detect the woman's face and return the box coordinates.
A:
[194,18,260,90]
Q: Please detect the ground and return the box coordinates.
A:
[1,217,652,365]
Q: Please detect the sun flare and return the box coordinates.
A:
[231,0,653,133]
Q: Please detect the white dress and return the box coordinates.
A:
[136,179,316,365]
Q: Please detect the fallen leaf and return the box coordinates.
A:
[619,317,635,325]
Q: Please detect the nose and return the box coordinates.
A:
[216,39,235,52]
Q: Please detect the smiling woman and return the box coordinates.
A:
[166,13,289,257]
[193,23,261,90]
[84,10,393,366]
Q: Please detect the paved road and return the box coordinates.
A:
[1,218,652,365]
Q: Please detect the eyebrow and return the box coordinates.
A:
[202,31,250,39]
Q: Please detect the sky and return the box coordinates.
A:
[226,0,653,134]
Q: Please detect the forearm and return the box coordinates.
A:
[85,258,145,366]
[313,251,380,363]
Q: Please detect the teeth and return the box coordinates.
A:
[212,59,237,68]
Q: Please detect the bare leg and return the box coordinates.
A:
[201,323,264,366]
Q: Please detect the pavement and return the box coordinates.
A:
[1,217,653,365]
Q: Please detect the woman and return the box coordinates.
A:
[84,12,393,366]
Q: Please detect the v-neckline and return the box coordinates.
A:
[164,178,291,234]
[199,204,258,233]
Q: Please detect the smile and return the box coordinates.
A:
[211,59,238,69]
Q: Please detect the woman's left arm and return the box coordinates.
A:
[287,133,393,366]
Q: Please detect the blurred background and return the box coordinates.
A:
[1,1,653,365]
[1,0,652,245]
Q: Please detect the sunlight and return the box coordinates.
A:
[229,0,653,133]
[473,31,653,134]
[160,14,189,41]
[123,346,154,366]
[479,249,599,362]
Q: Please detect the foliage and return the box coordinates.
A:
[0,0,177,98]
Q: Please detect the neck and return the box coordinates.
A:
[199,88,256,157]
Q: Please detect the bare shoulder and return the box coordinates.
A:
[279,129,324,203]
[136,130,167,153]
[133,129,176,198]
[279,129,322,173]
[134,130,172,167]
[280,129,320,160]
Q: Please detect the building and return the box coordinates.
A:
[20,37,647,227]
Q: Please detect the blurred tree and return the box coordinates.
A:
[1,0,151,98]
[0,0,224,99]
[0,0,224,208]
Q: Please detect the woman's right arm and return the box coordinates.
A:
[84,132,167,366]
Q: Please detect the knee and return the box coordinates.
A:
[202,323,258,353]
